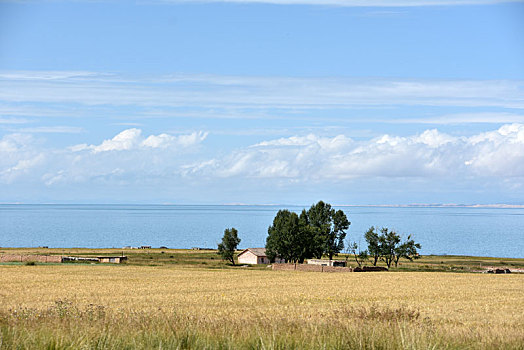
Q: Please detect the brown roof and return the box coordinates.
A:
[238,248,266,257]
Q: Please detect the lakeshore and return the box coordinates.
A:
[2,204,524,259]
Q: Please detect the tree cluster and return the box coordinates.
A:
[349,226,421,268]
[265,201,350,263]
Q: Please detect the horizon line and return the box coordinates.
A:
[1,202,524,208]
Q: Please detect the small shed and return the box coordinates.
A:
[97,256,128,264]
[307,259,346,267]
[237,248,285,265]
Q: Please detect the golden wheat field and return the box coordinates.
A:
[1,264,523,349]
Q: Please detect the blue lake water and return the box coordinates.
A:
[0,204,523,258]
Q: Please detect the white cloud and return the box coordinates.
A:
[0,71,106,81]
[1,155,46,182]
[186,124,524,180]
[1,72,523,110]
[0,128,209,187]
[412,129,455,148]
[0,134,45,183]
[254,134,352,149]
[464,124,524,176]
[0,117,29,125]
[167,131,209,148]
[72,128,208,153]
[1,125,524,192]
[90,128,143,153]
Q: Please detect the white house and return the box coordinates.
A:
[237,248,285,265]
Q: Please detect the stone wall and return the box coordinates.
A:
[271,263,297,271]
[0,254,63,263]
[272,263,389,273]
[272,263,353,273]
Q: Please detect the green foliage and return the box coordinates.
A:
[379,227,401,269]
[307,201,350,259]
[364,226,381,266]
[363,226,421,268]
[217,227,241,265]
[394,235,422,267]
[265,210,312,263]
[266,201,350,262]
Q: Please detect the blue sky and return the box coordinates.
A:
[1,0,524,204]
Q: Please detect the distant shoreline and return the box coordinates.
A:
[1,203,524,208]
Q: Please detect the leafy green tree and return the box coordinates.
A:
[307,201,333,258]
[364,226,421,268]
[364,226,381,266]
[297,209,320,263]
[393,235,422,267]
[307,201,350,260]
[266,210,302,263]
[379,227,401,269]
[217,227,241,265]
[265,201,351,263]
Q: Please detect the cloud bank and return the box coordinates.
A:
[2,125,524,191]
[0,129,208,186]
[183,124,524,180]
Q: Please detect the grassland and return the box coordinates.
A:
[1,250,523,349]
[2,246,524,272]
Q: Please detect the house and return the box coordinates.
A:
[97,256,128,264]
[237,248,285,265]
[307,259,346,267]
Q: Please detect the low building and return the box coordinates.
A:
[97,256,128,264]
[237,248,285,265]
[307,259,346,267]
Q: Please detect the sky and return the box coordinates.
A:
[0,0,524,205]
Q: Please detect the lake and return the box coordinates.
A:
[0,204,522,258]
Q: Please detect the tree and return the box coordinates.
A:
[363,226,421,268]
[307,201,350,260]
[348,241,368,267]
[265,201,351,263]
[297,209,320,263]
[378,227,401,269]
[217,227,241,265]
[393,235,421,267]
[307,201,334,259]
[266,210,302,263]
[364,226,381,266]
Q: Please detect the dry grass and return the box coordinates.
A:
[1,264,523,349]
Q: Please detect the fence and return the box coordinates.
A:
[0,254,63,263]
